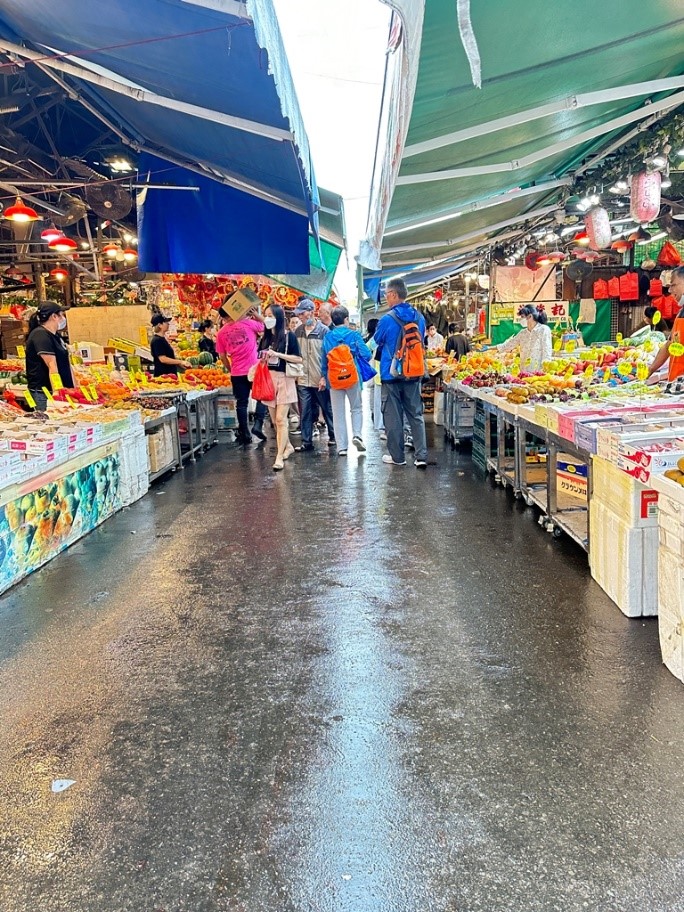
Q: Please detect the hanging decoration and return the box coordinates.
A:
[456,0,482,89]
[584,206,611,250]
[630,170,661,223]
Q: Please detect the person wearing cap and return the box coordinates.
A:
[25,304,74,411]
[150,313,191,378]
[293,298,335,451]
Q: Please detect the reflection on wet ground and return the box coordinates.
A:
[1,420,683,912]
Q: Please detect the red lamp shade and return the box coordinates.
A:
[584,206,611,250]
[41,226,63,243]
[536,254,552,267]
[4,196,39,222]
[102,242,119,257]
[123,248,138,262]
[573,231,590,246]
[48,236,78,252]
[50,267,68,281]
[630,170,661,223]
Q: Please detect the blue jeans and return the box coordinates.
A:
[381,380,427,462]
[299,385,335,445]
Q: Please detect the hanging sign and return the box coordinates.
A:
[490,302,516,325]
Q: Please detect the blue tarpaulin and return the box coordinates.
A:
[0,0,318,274]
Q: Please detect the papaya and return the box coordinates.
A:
[664,469,683,482]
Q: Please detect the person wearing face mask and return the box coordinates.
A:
[25,304,74,411]
[216,301,265,445]
[498,304,552,371]
[292,298,335,452]
[648,266,684,383]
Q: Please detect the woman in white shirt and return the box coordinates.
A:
[499,304,553,371]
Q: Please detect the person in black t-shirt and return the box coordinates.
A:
[445,323,471,360]
[25,303,74,411]
[150,314,190,377]
[197,319,218,361]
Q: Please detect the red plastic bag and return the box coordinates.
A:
[251,358,275,401]
[654,294,679,321]
[657,241,682,268]
[593,278,609,299]
[607,276,621,297]
[619,271,639,301]
[648,278,663,297]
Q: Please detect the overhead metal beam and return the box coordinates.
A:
[381,228,527,268]
[382,204,560,255]
[397,90,684,185]
[385,178,571,237]
[0,38,293,143]
[403,77,684,158]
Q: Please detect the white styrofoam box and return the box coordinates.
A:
[592,456,659,528]
[433,392,445,426]
[657,547,684,682]
[589,498,659,617]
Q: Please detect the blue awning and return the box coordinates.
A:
[0,0,318,273]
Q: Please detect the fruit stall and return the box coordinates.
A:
[444,340,684,684]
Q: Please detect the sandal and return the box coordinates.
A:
[283,443,295,460]
[273,458,284,471]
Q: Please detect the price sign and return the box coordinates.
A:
[616,332,623,344]
[80,386,93,402]
[89,384,98,401]
[670,342,684,357]
[636,362,649,381]
[65,395,78,409]
[565,340,577,353]
[553,339,562,352]
[16,345,25,358]
[603,369,611,383]
[617,361,633,377]
[653,310,662,325]
[24,389,36,408]
[583,364,594,377]
[565,365,574,379]
[42,386,54,403]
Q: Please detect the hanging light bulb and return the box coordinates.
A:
[102,242,119,258]
[123,248,138,262]
[573,231,590,246]
[48,235,78,252]
[4,196,39,222]
[50,267,68,281]
[41,225,63,243]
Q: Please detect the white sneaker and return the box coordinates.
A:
[352,436,366,452]
[414,459,427,469]
[382,455,406,466]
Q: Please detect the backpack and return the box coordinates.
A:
[327,342,359,389]
[389,312,426,380]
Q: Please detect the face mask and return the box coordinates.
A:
[264,316,276,329]
[305,316,315,327]
[519,318,528,327]
[679,294,684,307]
[58,317,67,330]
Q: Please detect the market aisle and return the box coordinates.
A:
[1,419,684,912]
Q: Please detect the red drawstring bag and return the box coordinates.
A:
[593,278,609,299]
[648,278,663,297]
[607,276,621,297]
[619,271,639,301]
[653,294,679,321]
[657,241,682,268]
[251,358,276,401]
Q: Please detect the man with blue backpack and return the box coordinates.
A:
[373,278,428,468]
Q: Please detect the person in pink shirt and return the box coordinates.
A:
[216,304,265,445]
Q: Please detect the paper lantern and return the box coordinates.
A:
[584,206,611,250]
[630,170,661,223]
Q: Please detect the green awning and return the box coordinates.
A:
[269,187,346,299]
[362,1,684,272]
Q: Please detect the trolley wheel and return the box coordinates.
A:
[514,490,522,499]
[525,494,534,507]
[494,474,501,485]
[552,525,563,539]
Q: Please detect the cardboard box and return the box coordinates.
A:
[556,456,588,502]
[592,456,658,527]
[222,288,261,322]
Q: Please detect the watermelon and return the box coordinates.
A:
[198,351,214,366]
[188,356,200,367]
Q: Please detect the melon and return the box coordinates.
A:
[198,351,214,366]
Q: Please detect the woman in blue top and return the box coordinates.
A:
[320,305,373,456]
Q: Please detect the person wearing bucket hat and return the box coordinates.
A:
[648,266,684,383]
[25,303,73,411]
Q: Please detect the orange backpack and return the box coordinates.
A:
[327,342,359,389]
[389,313,426,380]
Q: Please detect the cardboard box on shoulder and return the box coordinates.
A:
[222,288,261,322]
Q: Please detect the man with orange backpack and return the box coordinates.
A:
[320,305,373,456]
[373,278,428,468]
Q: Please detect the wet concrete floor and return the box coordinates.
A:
[1,415,684,912]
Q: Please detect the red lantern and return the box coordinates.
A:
[584,206,611,250]
[630,170,661,223]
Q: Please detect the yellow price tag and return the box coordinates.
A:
[24,389,36,408]
[42,386,55,403]
[617,361,632,377]
[89,384,98,400]
[65,395,79,409]
[636,362,649,381]
[603,369,611,383]
[653,310,662,325]
[616,332,623,344]
[16,345,25,358]
[670,342,684,357]
[553,339,562,352]
[583,364,594,377]
[565,340,577,353]
[565,365,574,379]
